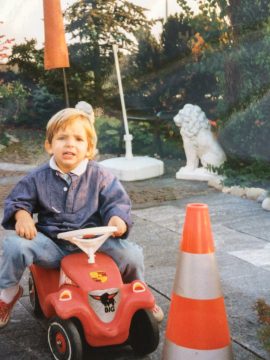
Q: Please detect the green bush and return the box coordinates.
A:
[95,115,182,158]
[214,159,270,188]
[0,81,29,123]
[30,86,63,126]
[95,116,122,154]
[219,92,270,163]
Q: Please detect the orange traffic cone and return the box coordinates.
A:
[163,203,233,359]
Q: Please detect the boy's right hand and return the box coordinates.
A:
[15,210,37,240]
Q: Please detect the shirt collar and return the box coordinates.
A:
[49,156,88,176]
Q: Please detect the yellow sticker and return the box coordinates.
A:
[90,271,108,283]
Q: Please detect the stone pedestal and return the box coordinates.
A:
[100,156,164,181]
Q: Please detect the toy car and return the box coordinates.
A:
[28,226,159,359]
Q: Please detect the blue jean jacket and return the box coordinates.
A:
[1,160,132,242]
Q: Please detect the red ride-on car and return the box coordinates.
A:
[28,226,159,360]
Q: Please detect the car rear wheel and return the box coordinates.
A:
[28,272,43,317]
[129,309,159,356]
[48,317,83,360]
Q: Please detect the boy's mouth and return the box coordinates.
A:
[63,151,75,157]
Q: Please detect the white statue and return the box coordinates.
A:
[75,100,98,157]
[75,101,95,124]
[174,104,226,181]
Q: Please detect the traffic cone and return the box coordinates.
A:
[163,203,233,359]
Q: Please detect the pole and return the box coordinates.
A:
[112,44,133,159]
[165,0,168,22]
[62,68,70,108]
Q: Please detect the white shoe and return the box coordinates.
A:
[151,304,164,322]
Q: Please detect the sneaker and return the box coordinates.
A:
[151,304,164,323]
[0,286,23,328]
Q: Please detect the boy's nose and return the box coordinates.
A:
[65,138,75,146]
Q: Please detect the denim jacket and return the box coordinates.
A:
[1,160,132,242]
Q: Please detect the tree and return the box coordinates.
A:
[161,14,192,63]
[9,40,44,85]
[65,0,153,104]
[133,29,161,75]
[177,0,270,116]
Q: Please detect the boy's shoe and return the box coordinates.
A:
[151,304,164,323]
[0,286,23,328]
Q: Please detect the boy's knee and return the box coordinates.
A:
[3,233,31,257]
[3,233,19,251]
[123,243,144,267]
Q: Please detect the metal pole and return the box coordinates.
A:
[112,44,133,159]
[62,68,70,108]
[165,0,168,22]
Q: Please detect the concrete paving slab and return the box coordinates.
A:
[226,213,270,242]
[229,246,270,270]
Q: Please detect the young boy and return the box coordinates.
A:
[0,107,163,328]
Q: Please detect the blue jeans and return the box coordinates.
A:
[0,231,145,289]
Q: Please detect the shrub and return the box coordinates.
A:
[95,114,182,158]
[0,81,29,123]
[219,91,270,163]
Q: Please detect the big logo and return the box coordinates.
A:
[88,288,120,323]
[90,291,118,313]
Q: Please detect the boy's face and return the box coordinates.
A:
[45,120,89,173]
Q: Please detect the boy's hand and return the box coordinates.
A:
[15,210,37,240]
[108,216,127,237]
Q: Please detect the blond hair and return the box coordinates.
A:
[46,108,97,159]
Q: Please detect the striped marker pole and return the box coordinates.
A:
[163,203,233,360]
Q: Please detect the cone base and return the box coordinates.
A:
[163,340,233,360]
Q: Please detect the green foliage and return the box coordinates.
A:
[213,159,270,188]
[30,86,63,126]
[133,29,161,74]
[0,131,10,147]
[95,115,122,153]
[254,299,270,354]
[95,115,181,158]
[65,0,153,103]
[219,91,270,162]
[0,81,29,123]
[9,40,44,85]
[161,14,192,62]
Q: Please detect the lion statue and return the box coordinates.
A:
[173,104,226,180]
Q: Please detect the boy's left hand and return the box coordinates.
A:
[108,216,127,237]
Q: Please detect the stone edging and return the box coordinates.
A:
[208,177,270,211]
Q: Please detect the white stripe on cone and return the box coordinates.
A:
[173,252,223,299]
[163,340,233,360]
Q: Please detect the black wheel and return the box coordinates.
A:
[29,272,43,317]
[48,317,83,360]
[129,309,160,356]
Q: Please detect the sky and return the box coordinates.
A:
[1,0,199,47]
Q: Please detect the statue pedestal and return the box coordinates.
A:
[176,167,220,182]
[100,156,164,181]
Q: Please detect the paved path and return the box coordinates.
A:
[0,164,270,359]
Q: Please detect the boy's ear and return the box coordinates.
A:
[44,140,53,155]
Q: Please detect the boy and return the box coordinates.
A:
[0,107,163,328]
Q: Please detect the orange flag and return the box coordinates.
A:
[43,0,70,70]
